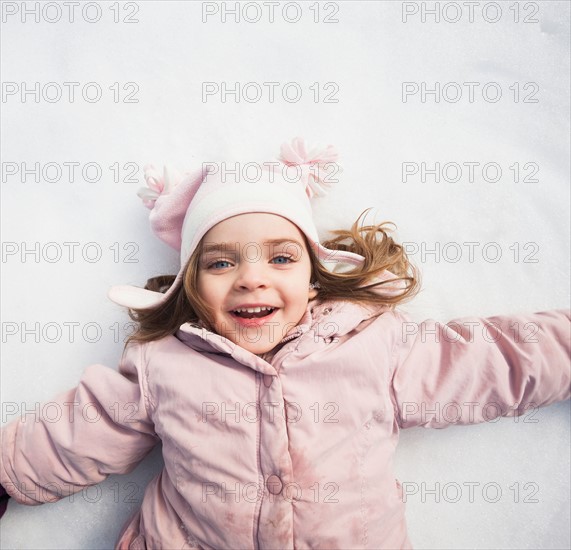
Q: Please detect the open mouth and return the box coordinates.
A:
[230,306,278,319]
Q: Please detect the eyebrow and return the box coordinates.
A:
[201,239,304,254]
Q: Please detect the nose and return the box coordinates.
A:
[233,259,270,291]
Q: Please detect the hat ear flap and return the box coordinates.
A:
[315,245,408,298]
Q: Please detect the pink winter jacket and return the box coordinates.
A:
[1,299,570,549]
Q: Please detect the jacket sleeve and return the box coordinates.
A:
[0,341,160,505]
[389,309,571,429]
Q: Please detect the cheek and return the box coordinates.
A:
[291,279,311,306]
[195,276,205,299]
[196,275,213,303]
[197,275,227,310]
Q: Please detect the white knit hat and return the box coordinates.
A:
[107,137,405,309]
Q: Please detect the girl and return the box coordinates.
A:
[1,138,569,549]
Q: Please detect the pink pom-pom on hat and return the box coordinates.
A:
[108,137,406,310]
[279,137,341,199]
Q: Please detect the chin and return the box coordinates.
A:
[245,343,275,356]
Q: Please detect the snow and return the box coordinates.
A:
[1,1,569,548]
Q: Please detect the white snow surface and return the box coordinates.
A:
[1,1,569,549]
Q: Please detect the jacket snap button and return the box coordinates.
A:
[263,374,273,388]
[266,474,283,495]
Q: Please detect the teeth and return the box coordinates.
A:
[233,306,275,313]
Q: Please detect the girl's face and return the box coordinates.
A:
[196,213,317,355]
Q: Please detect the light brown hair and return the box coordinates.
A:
[125,208,421,346]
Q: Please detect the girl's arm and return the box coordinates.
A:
[389,309,571,429]
[0,341,159,506]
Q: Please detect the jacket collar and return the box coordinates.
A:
[175,299,387,374]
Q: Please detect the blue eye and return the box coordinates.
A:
[207,255,294,270]
[272,255,294,264]
[208,260,232,270]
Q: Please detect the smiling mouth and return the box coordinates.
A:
[230,307,278,319]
